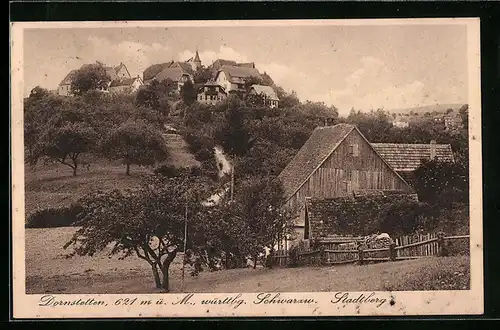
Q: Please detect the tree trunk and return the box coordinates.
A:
[160,251,177,292]
[152,265,162,289]
[72,157,78,176]
[162,265,170,292]
[253,254,258,269]
[126,163,130,176]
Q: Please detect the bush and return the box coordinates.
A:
[26,204,83,228]
[153,163,202,178]
[194,148,213,162]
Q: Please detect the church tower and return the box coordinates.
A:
[193,49,202,71]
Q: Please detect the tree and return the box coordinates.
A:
[459,104,469,129]
[101,120,169,175]
[64,176,213,291]
[29,86,50,100]
[414,158,469,207]
[243,76,265,91]
[214,100,253,157]
[276,87,300,109]
[180,80,197,106]
[70,63,111,96]
[235,177,296,269]
[446,108,454,114]
[193,67,213,84]
[34,122,98,176]
[136,79,175,115]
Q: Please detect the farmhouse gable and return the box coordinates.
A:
[278,123,413,242]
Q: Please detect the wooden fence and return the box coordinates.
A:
[272,233,470,267]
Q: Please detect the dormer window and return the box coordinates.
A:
[350,144,359,157]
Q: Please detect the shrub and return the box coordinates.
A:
[154,163,202,178]
[26,204,83,228]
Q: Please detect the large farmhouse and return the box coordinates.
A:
[58,62,132,96]
[215,65,263,94]
[371,141,454,185]
[277,123,414,245]
[143,61,195,92]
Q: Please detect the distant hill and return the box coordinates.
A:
[388,103,465,115]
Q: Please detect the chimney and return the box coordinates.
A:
[430,140,436,160]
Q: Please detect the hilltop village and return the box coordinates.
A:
[56,50,280,108]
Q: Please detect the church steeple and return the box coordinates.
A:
[194,48,201,64]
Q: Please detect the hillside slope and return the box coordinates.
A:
[25,132,200,218]
[388,103,465,115]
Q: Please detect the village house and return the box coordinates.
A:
[210,59,256,77]
[197,81,227,105]
[277,123,414,246]
[57,62,132,96]
[248,84,279,108]
[444,113,464,133]
[143,61,195,92]
[371,140,454,186]
[392,119,409,128]
[142,50,202,92]
[214,65,262,94]
[109,76,144,94]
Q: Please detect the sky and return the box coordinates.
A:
[23,23,468,116]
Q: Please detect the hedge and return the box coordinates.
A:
[25,204,83,228]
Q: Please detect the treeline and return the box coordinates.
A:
[25,87,168,176]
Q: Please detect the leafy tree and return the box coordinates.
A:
[244,93,266,108]
[446,108,454,114]
[193,67,213,84]
[70,63,111,96]
[136,79,175,115]
[64,176,213,291]
[34,122,98,176]
[459,104,469,129]
[414,158,469,207]
[180,79,197,106]
[236,177,296,268]
[214,100,253,157]
[298,101,339,126]
[244,76,265,90]
[29,86,50,100]
[275,87,300,109]
[100,120,169,175]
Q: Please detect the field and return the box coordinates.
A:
[24,133,199,218]
[25,227,470,294]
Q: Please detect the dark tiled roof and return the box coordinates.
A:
[250,84,278,100]
[59,70,77,86]
[278,123,355,199]
[143,62,174,81]
[219,65,262,82]
[155,67,188,82]
[176,61,194,74]
[104,67,118,81]
[109,77,139,87]
[371,143,454,172]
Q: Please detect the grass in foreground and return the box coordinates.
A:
[25,227,470,294]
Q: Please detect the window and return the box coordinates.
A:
[350,143,359,157]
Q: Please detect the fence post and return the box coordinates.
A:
[358,246,364,265]
[437,232,449,257]
[389,242,396,261]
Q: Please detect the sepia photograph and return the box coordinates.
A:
[11,19,483,318]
